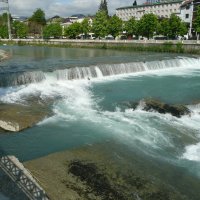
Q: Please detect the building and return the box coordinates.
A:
[146,0,177,3]
[116,0,183,21]
[179,0,194,37]
[179,0,200,38]
[60,15,93,36]
[12,16,28,22]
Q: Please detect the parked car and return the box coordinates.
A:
[105,35,114,40]
[153,35,168,40]
[116,35,127,40]
[88,33,96,40]
[76,33,96,40]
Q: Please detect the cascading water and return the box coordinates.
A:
[1,57,200,87]
[0,71,45,87]
[56,57,200,80]
[1,47,200,200]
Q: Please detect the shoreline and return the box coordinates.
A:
[1,39,200,54]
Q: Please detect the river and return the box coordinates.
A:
[0,46,200,199]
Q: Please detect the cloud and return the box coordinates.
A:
[7,0,138,18]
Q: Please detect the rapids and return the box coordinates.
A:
[0,46,200,199]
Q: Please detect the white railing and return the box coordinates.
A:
[0,156,49,200]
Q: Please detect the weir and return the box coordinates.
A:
[56,57,200,80]
[0,156,49,200]
[0,57,199,87]
[0,71,45,87]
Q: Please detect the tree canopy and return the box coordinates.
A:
[12,21,28,38]
[138,13,158,39]
[124,17,138,37]
[29,9,46,35]
[168,14,187,39]
[43,23,62,38]
[81,18,90,35]
[99,0,108,16]
[65,22,82,39]
[0,13,11,39]
[29,8,46,26]
[194,6,200,34]
[108,15,122,37]
[0,25,8,39]
[156,18,170,37]
[92,11,109,38]
[0,13,9,26]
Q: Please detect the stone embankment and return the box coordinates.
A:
[1,39,200,54]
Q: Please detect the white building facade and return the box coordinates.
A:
[179,0,194,37]
[116,1,183,21]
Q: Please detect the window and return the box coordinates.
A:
[186,14,189,18]
[186,5,190,10]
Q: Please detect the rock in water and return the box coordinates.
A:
[132,98,191,118]
[0,102,51,132]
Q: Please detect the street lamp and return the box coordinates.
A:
[0,0,11,39]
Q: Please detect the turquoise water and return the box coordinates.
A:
[0,46,200,199]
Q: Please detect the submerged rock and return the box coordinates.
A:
[0,101,52,132]
[130,98,191,118]
[68,160,126,200]
[24,142,190,200]
[0,49,10,62]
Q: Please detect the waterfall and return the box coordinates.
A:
[56,57,200,80]
[0,71,45,87]
[0,57,199,87]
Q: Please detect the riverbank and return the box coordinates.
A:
[1,39,200,54]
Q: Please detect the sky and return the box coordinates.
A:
[5,0,144,18]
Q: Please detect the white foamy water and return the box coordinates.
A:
[182,143,200,161]
[1,57,200,163]
[30,79,200,157]
[1,57,200,88]
[55,57,200,81]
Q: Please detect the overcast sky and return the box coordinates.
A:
[6,0,144,18]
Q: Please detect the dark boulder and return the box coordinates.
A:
[132,98,191,118]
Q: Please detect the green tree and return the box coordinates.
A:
[168,14,187,39]
[108,15,122,38]
[29,8,46,35]
[157,18,170,37]
[29,8,46,25]
[81,18,90,35]
[99,0,108,16]
[124,17,138,37]
[194,6,200,39]
[43,23,62,38]
[0,25,8,38]
[12,21,28,38]
[65,22,82,39]
[0,13,8,26]
[92,11,109,38]
[138,13,158,39]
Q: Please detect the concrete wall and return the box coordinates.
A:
[1,39,200,54]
